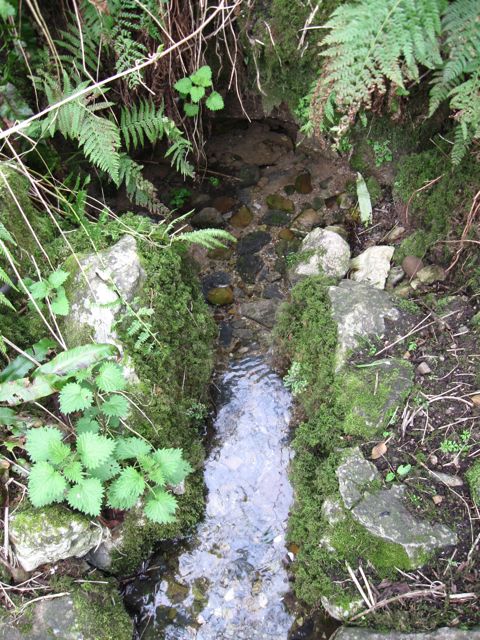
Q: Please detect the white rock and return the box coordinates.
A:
[292,229,351,281]
[350,245,394,289]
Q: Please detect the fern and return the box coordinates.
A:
[315,0,445,135]
[174,228,236,250]
[0,221,17,317]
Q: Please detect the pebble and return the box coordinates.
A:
[384,225,405,242]
[402,255,424,278]
[417,362,432,375]
[472,394,480,407]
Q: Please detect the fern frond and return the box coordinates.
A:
[79,112,121,183]
[174,229,236,250]
[118,154,168,214]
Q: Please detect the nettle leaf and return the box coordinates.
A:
[95,362,126,393]
[183,103,199,117]
[25,426,64,463]
[60,383,94,414]
[63,459,84,483]
[28,461,67,507]
[190,65,212,88]
[48,270,69,289]
[75,366,94,382]
[28,279,50,300]
[152,448,192,485]
[48,439,71,465]
[76,416,100,434]
[89,458,121,481]
[144,488,177,523]
[190,85,205,103]
[174,77,192,94]
[67,477,104,516]
[50,287,70,316]
[205,91,224,111]
[101,394,129,419]
[107,466,145,510]
[77,432,116,469]
[115,437,152,461]
[139,455,165,486]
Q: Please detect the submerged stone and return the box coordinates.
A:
[191,207,225,229]
[292,208,323,232]
[237,231,271,255]
[266,193,295,213]
[212,196,237,214]
[207,286,234,306]
[262,210,291,226]
[294,170,313,194]
[278,228,295,241]
[229,205,253,228]
[239,299,280,329]
[236,254,264,284]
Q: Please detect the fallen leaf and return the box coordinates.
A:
[371,441,388,459]
[432,495,443,505]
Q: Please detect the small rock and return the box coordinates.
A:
[239,299,280,329]
[284,184,296,195]
[191,207,225,229]
[433,495,444,505]
[350,246,395,289]
[235,164,260,187]
[236,254,264,284]
[266,193,295,213]
[402,255,424,278]
[207,286,234,306]
[292,228,351,281]
[383,226,405,242]
[312,196,325,210]
[472,394,480,407]
[294,170,313,194]
[191,193,210,207]
[428,470,463,487]
[415,264,446,285]
[229,205,253,228]
[338,193,355,210]
[278,228,295,241]
[393,283,413,298]
[386,265,405,289]
[202,271,231,295]
[237,231,271,255]
[262,210,291,226]
[417,362,432,375]
[212,196,236,214]
[292,208,323,232]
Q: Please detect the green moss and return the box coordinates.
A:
[366,176,381,206]
[466,461,480,504]
[10,504,89,537]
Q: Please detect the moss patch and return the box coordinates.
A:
[466,461,480,504]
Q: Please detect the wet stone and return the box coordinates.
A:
[219,322,234,347]
[191,207,225,229]
[207,286,234,306]
[230,205,253,228]
[236,254,264,284]
[335,629,480,640]
[278,228,295,241]
[202,272,231,295]
[239,299,281,329]
[292,208,323,232]
[284,184,295,195]
[234,163,261,187]
[262,210,291,226]
[294,170,312,194]
[213,196,237,214]
[237,231,271,255]
[266,193,295,213]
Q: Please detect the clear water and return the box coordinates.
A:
[129,357,294,639]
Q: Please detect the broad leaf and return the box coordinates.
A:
[48,270,69,289]
[190,85,205,103]
[59,383,93,414]
[50,287,69,316]
[63,459,84,483]
[25,426,64,463]
[205,91,224,111]
[0,338,55,383]
[77,432,116,469]
[0,407,19,426]
[28,461,67,507]
[107,466,145,510]
[114,437,152,461]
[28,279,50,300]
[190,65,212,88]
[95,362,126,393]
[0,373,58,405]
[76,416,100,434]
[48,439,71,465]
[144,488,177,523]
[356,172,372,225]
[183,103,199,117]
[152,448,192,485]
[173,77,192,94]
[67,477,104,516]
[37,343,117,377]
[101,394,129,418]
[89,458,121,481]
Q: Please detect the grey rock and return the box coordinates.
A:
[335,628,480,639]
[352,485,457,566]
[10,506,103,572]
[191,207,225,229]
[336,447,379,510]
[320,596,363,622]
[328,280,403,369]
[325,224,348,241]
[321,497,346,525]
[239,299,280,329]
[64,235,144,384]
[417,361,432,375]
[291,208,323,232]
[350,245,394,289]
[85,528,124,571]
[427,470,464,487]
[292,228,351,281]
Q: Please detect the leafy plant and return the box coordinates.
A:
[385,463,412,482]
[284,361,308,396]
[208,176,221,188]
[174,65,224,117]
[169,187,191,208]
[24,269,70,317]
[440,430,471,456]
[369,140,393,166]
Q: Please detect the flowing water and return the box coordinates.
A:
[128,357,295,639]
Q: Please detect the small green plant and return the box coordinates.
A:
[116,298,156,354]
[407,340,418,352]
[440,430,471,456]
[385,463,412,482]
[186,400,208,425]
[209,176,221,188]
[369,140,393,166]
[174,65,224,117]
[24,269,70,317]
[169,187,191,209]
[283,361,308,396]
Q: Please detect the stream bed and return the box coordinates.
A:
[127,357,295,639]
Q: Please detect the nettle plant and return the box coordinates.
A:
[174,65,224,117]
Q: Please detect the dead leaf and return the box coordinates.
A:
[371,441,388,459]
[432,495,443,505]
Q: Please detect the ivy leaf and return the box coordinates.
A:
[183,103,199,117]
[28,461,67,507]
[144,488,177,523]
[67,477,104,516]
[190,65,212,88]
[397,463,412,477]
[48,270,69,289]
[190,85,205,103]
[50,287,70,316]
[95,362,126,393]
[173,77,192,94]
[89,458,121,481]
[60,383,94,414]
[76,416,100,434]
[114,437,152,461]
[205,91,224,111]
[152,448,192,485]
[107,467,145,510]
[25,426,64,463]
[77,432,116,469]
[63,459,84,483]
[100,394,129,419]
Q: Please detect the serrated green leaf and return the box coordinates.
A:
[190,65,212,88]
[28,461,67,507]
[101,394,129,419]
[76,416,100,434]
[37,344,117,377]
[205,91,224,111]
[144,488,177,523]
[28,279,50,300]
[77,432,116,469]
[48,439,71,465]
[190,85,205,103]
[114,437,152,461]
[89,458,121,481]
[25,426,64,463]
[107,466,145,510]
[152,448,192,485]
[67,477,104,516]
[139,455,165,486]
[50,287,69,316]
[184,103,199,117]
[59,383,94,414]
[48,270,69,289]
[95,362,126,393]
[174,77,192,94]
[63,459,84,483]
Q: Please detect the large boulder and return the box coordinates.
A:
[290,228,351,282]
[9,506,103,572]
